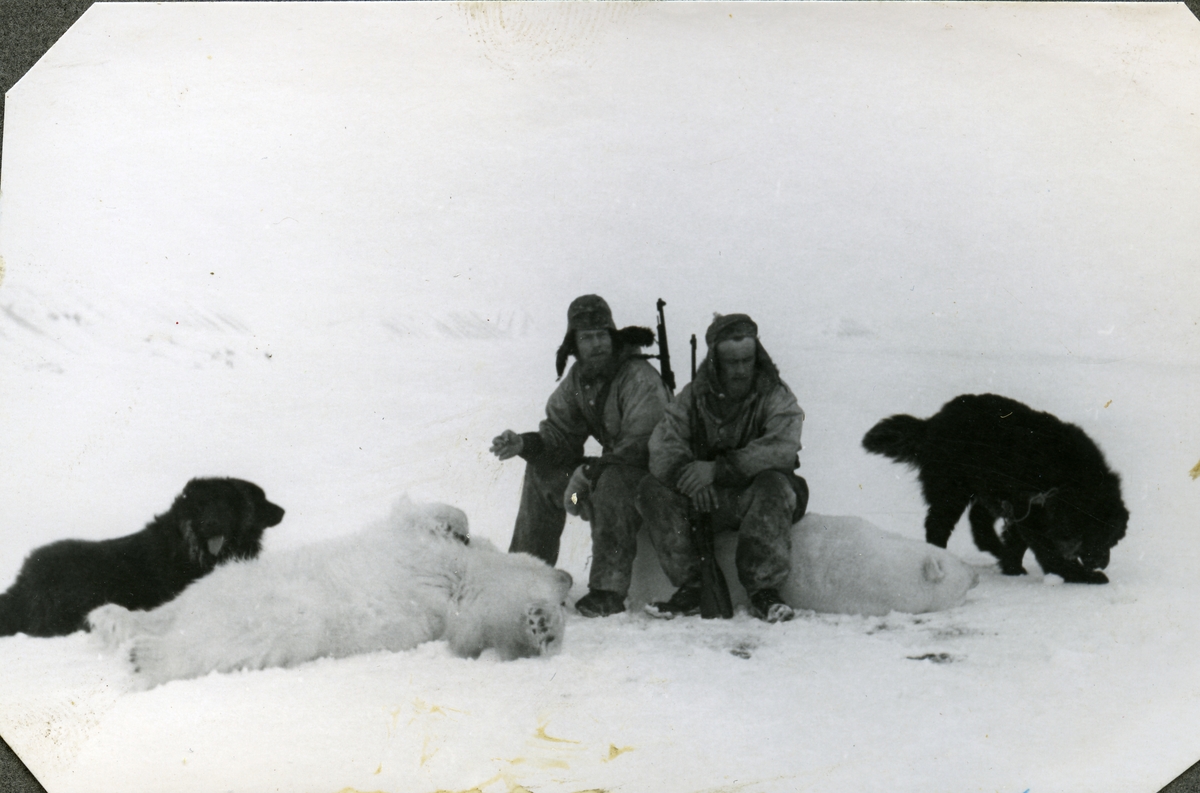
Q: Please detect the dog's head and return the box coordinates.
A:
[1077,495,1129,572]
[175,478,286,569]
[1042,476,1128,571]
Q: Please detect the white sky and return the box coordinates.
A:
[2,1,1198,361]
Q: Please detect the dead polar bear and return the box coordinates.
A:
[784,514,980,616]
[629,513,979,617]
[88,497,573,688]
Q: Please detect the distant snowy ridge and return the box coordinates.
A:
[775,308,1195,365]
[381,309,535,340]
[0,285,541,373]
[5,277,1188,375]
[0,286,108,373]
[0,285,272,372]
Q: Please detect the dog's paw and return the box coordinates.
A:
[1046,560,1110,585]
[87,604,137,649]
[1070,568,1109,585]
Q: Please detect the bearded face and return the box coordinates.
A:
[715,336,757,401]
[575,328,616,380]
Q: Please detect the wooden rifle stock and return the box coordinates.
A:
[690,509,733,619]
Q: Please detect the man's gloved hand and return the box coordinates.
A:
[690,485,718,514]
[562,464,594,522]
[676,461,718,514]
[676,461,716,497]
[490,430,524,460]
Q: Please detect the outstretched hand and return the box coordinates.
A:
[490,430,524,460]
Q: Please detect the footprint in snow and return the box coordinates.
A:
[906,652,957,664]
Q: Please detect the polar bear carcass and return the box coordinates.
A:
[629,513,979,617]
[783,513,979,616]
[88,497,573,688]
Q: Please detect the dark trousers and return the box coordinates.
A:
[635,470,808,595]
[508,459,649,596]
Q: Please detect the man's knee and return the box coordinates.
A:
[525,459,573,489]
[748,471,797,514]
[791,475,809,522]
[636,474,685,520]
[590,466,649,527]
[592,464,645,503]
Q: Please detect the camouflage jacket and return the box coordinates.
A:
[520,349,671,475]
[649,353,804,491]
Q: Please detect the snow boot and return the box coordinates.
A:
[749,589,795,623]
[574,589,626,618]
[644,581,703,620]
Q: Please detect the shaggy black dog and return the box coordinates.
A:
[0,478,285,637]
[862,394,1128,584]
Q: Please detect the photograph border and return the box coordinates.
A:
[1,2,1198,791]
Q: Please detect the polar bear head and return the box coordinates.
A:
[387,496,470,543]
[445,550,573,661]
[414,502,470,544]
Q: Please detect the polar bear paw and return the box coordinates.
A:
[127,635,182,689]
[524,604,564,656]
[87,603,138,649]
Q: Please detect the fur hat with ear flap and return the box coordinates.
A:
[703,311,781,383]
[705,312,758,349]
[554,294,657,378]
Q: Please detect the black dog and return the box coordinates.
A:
[0,478,285,636]
[862,394,1128,584]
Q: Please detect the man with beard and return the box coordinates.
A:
[490,295,670,617]
[636,313,808,623]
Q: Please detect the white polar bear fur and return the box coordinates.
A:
[629,513,978,617]
[88,497,572,689]
[782,513,979,616]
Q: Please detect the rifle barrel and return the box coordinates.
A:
[655,298,675,392]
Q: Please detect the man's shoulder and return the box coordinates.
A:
[771,375,797,396]
[549,364,580,391]
[616,356,668,388]
[761,376,803,414]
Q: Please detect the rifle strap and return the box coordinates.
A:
[689,388,714,463]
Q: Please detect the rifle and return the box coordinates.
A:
[654,298,676,393]
[688,333,734,619]
[690,333,697,383]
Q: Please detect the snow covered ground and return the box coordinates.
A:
[1,3,1198,792]
[1,289,1198,793]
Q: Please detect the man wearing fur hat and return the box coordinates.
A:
[490,295,670,617]
[636,313,808,623]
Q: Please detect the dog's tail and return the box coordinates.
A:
[862,414,926,465]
